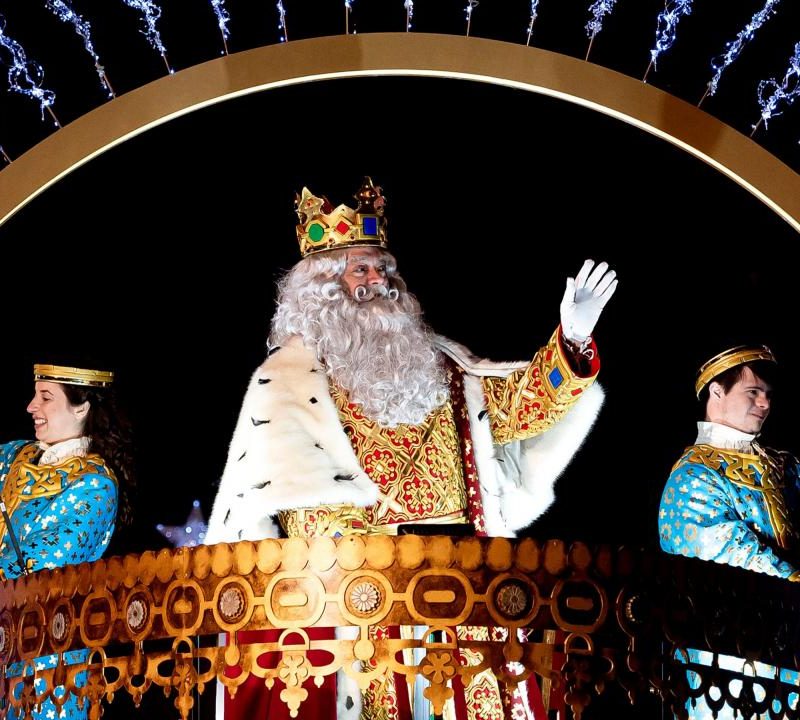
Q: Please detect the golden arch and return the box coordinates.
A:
[1,32,798,231]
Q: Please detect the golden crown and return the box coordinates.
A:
[34,364,114,388]
[295,177,387,257]
[695,345,775,398]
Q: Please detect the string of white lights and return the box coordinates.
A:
[757,40,800,129]
[45,0,114,97]
[0,3,796,152]
[0,14,59,125]
[646,0,694,80]
[120,0,173,74]
[465,1,478,38]
[704,0,781,101]
[209,0,231,55]
[526,1,541,47]
[585,0,618,60]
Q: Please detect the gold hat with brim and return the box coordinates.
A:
[695,345,775,398]
[34,364,114,388]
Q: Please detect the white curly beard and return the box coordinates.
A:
[269,252,448,427]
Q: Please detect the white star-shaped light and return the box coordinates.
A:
[156,499,208,547]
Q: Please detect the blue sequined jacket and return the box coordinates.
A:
[659,438,800,578]
[0,439,118,580]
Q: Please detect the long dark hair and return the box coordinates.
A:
[62,383,135,528]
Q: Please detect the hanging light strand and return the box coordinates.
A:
[585,0,618,60]
[345,0,353,34]
[276,1,287,42]
[209,0,231,55]
[120,0,173,74]
[754,40,800,134]
[526,1,540,47]
[0,15,59,126]
[465,0,478,38]
[44,0,114,97]
[645,0,694,81]
[404,1,414,32]
[701,0,781,104]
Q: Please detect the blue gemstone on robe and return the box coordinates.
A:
[548,367,564,389]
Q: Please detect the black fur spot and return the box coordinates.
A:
[334,473,355,482]
[238,530,243,540]
[252,481,272,489]
[310,368,318,373]
[238,451,246,461]
[345,696,354,711]
[236,493,244,498]
[224,509,231,525]
[251,417,270,426]
[309,397,318,404]
[257,378,271,385]
[497,458,505,463]
[315,443,324,450]
[267,346,281,356]
[478,410,488,421]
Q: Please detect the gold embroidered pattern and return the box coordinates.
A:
[330,379,467,528]
[681,444,799,550]
[278,504,369,538]
[455,628,506,720]
[361,624,400,720]
[0,445,113,548]
[483,328,597,445]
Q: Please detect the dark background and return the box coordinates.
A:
[0,0,799,552]
[1,2,799,718]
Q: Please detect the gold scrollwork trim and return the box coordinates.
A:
[0,537,734,720]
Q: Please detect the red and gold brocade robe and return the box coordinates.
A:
[276,327,599,538]
[208,324,603,546]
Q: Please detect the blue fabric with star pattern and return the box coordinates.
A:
[659,445,799,577]
[659,444,800,718]
[0,440,118,720]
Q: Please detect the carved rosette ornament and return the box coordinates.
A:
[50,608,68,643]
[349,581,381,615]
[218,585,246,623]
[126,596,148,633]
[494,579,532,620]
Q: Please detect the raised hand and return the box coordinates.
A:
[559,259,618,343]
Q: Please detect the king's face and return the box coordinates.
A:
[342,247,388,298]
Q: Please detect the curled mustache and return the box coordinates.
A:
[352,283,400,303]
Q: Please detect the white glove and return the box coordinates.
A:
[560,259,618,343]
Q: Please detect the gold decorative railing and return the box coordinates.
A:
[1,536,798,719]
